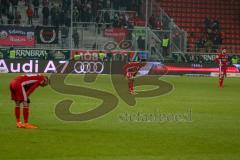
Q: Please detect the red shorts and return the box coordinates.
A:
[219,66,227,77]
[126,72,135,79]
[10,80,26,101]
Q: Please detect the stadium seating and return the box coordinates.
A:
[155,0,240,53]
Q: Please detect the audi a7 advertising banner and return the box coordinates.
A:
[0,25,35,47]
[0,60,165,75]
[0,59,114,74]
[1,60,239,76]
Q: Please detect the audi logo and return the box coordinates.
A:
[74,62,104,74]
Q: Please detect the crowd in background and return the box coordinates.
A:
[195,17,223,53]
[0,0,23,24]
[0,0,61,25]
[149,14,162,30]
[72,0,104,23]
[0,0,142,27]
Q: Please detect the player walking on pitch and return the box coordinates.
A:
[215,49,229,88]
[10,74,49,129]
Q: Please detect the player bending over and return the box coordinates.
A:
[10,74,49,129]
[123,61,145,94]
[215,49,229,88]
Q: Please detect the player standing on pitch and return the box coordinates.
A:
[123,60,145,94]
[215,49,229,88]
[10,74,49,129]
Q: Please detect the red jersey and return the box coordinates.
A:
[10,74,45,101]
[26,8,33,17]
[123,62,143,75]
[215,53,228,67]
[123,62,145,79]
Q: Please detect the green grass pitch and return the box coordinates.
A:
[0,73,240,160]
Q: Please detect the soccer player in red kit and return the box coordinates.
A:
[123,61,145,94]
[10,74,49,129]
[215,49,229,88]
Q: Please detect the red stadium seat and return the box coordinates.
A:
[157,0,240,51]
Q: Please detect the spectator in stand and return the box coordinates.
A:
[55,5,60,27]
[155,19,162,30]
[106,0,111,9]
[207,28,215,42]
[24,0,31,6]
[213,32,222,51]
[92,1,98,17]
[92,42,97,50]
[119,14,126,27]
[72,6,79,22]
[125,0,133,11]
[78,3,85,22]
[0,5,2,15]
[98,0,103,12]
[95,13,102,34]
[42,5,49,25]
[42,0,49,7]
[50,3,56,26]
[32,0,40,18]
[104,11,111,28]
[231,55,238,65]
[204,17,211,32]
[125,13,129,24]
[2,0,10,16]
[161,34,170,57]
[60,26,69,48]
[59,8,65,26]
[72,30,80,48]
[7,12,14,24]
[51,4,60,26]
[126,21,134,40]
[106,51,113,61]
[86,7,92,23]
[112,13,119,27]
[212,20,220,31]
[11,0,18,16]
[64,11,71,27]
[26,5,33,25]
[137,36,145,51]
[195,17,222,53]
[204,39,213,53]
[149,14,156,29]
[99,51,106,61]
[195,36,206,52]
[14,11,21,24]
[81,6,87,24]
[86,1,92,21]
[0,14,4,24]
[162,14,169,30]
[62,0,70,13]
